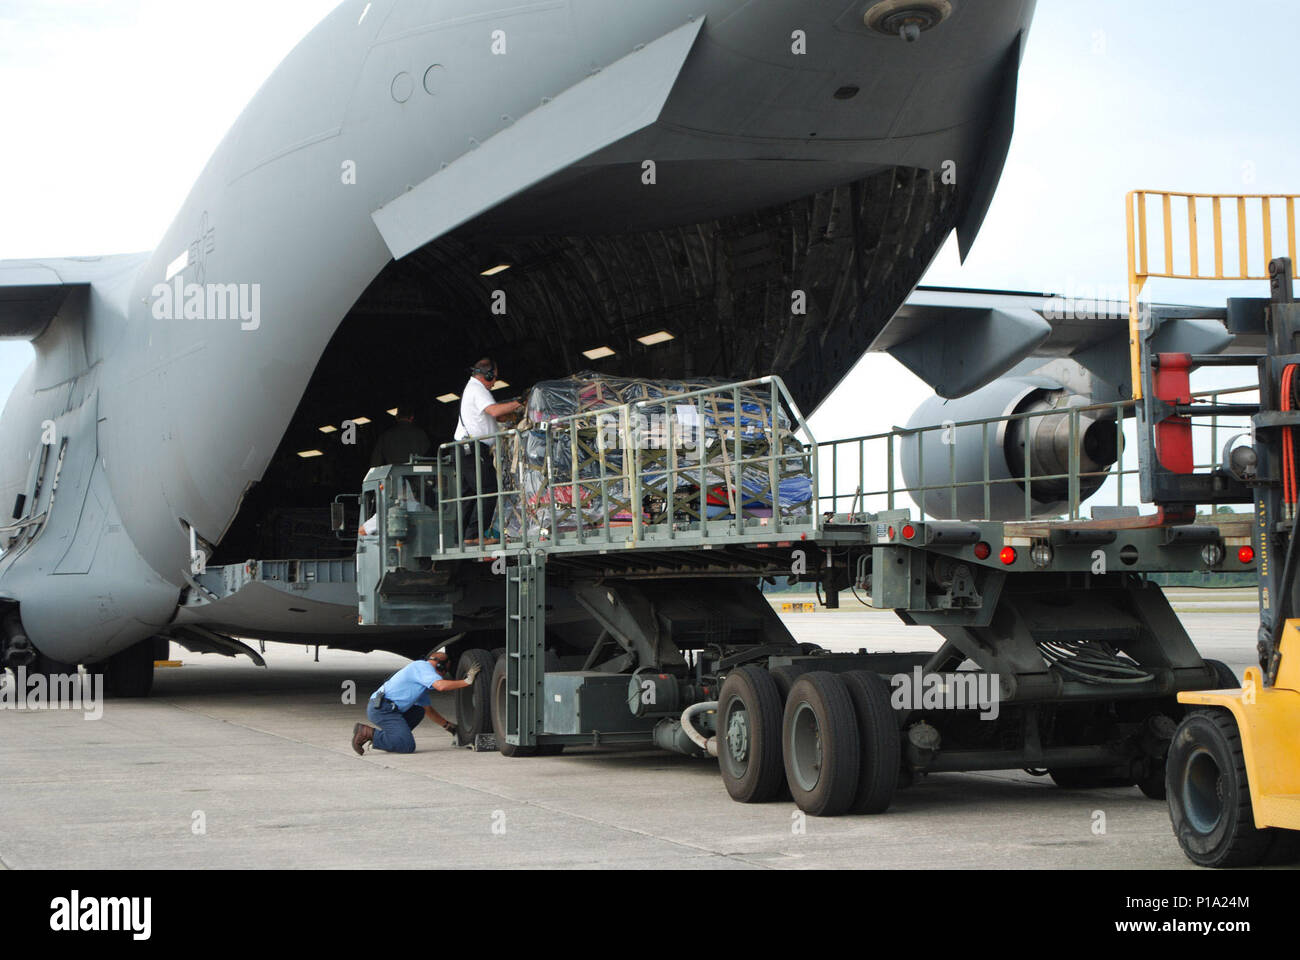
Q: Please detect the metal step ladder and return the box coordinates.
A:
[504,552,546,747]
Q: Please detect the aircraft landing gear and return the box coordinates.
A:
[101,638,163,698]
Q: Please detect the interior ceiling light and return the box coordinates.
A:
[318,425,338,434]
[386,408,399,417]
[637,330,676,346]
[480,263,512,277]
[297,450,324,459]
[350,416,372,426]
[583,346,616,360]
[492,380,510,390]
[437,393,460,403]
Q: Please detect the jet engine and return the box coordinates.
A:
[901,377,1120,520]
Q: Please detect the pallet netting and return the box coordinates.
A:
[499,372,813,539]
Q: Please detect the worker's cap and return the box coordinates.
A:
[426,649,448,661]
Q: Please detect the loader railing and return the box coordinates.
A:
[1127,190,1299,399]
[817,385,1256,523]
[432,375,820,556]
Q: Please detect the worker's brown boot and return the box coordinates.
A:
[352,722,375,755]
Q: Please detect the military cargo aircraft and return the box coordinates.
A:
[1,0,1093,695]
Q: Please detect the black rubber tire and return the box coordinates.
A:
[489,654,563,757]
[455,649,495,742]
[842,670,901,814]
[717,665,786,803]
[491,655,535,757]
[1204,659,1240,689]
[769,664,804,702]
[1167,709,1275,868]
[102,640,155,698]
[1137,769,1167,800]
[782,672,861,817]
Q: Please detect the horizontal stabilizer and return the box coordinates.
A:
[371,17,705,260]
[0,282,86,341]
[879,287,1245,399]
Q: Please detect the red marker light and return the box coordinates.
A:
[902,524,916,541]
[1238,545,1255,564]
[999,546,1017,565]
[888,526,895,539]
[973,541,991,561]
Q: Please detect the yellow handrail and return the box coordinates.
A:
[1127,190,1299,399]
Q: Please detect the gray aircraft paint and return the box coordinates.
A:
[0,0,1037,663]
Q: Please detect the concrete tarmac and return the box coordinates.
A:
[0,608,1267,870]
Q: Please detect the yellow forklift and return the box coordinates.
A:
[1125,191,1300,867]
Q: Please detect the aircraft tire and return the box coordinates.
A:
[103,639,156,698]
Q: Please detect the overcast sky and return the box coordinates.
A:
[1,0,1297,468]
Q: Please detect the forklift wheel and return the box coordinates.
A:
[718,665,786,803]
[1166,710,1275,868]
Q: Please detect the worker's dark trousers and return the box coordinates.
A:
[366,698,425,754]
[460,440,499,539]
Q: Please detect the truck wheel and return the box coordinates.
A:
[842,670,901,814]
[782,672,860,817]
[1204,659,1239,689]
[1167,710,1274,868]
[491,654,534,757]
[103,640,156,698]
[455,649,495,743]
[718,665,786,803]
[1137,768,1167,800]
[769,664,804,702]
[489,655,563,757]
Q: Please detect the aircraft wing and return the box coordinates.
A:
[877,286,1242,399]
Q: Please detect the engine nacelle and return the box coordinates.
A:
[901,377,1119,520]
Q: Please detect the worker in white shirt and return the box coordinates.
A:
[454,357,523,545]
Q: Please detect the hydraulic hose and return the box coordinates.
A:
[681,701,719,757]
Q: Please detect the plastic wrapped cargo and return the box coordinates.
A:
[499,373,812,539]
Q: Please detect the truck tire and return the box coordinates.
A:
[1204,659,1239,689]
[455,649,495,743]
[769,664,804,702]
[103,640,155,698]
[1166,709,1274,868]
[718,665,786,803]
[842,670,901,814]
[782,672,860,817]
[489,655,562,757]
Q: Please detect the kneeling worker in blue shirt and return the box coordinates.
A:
[351,650,481,755]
